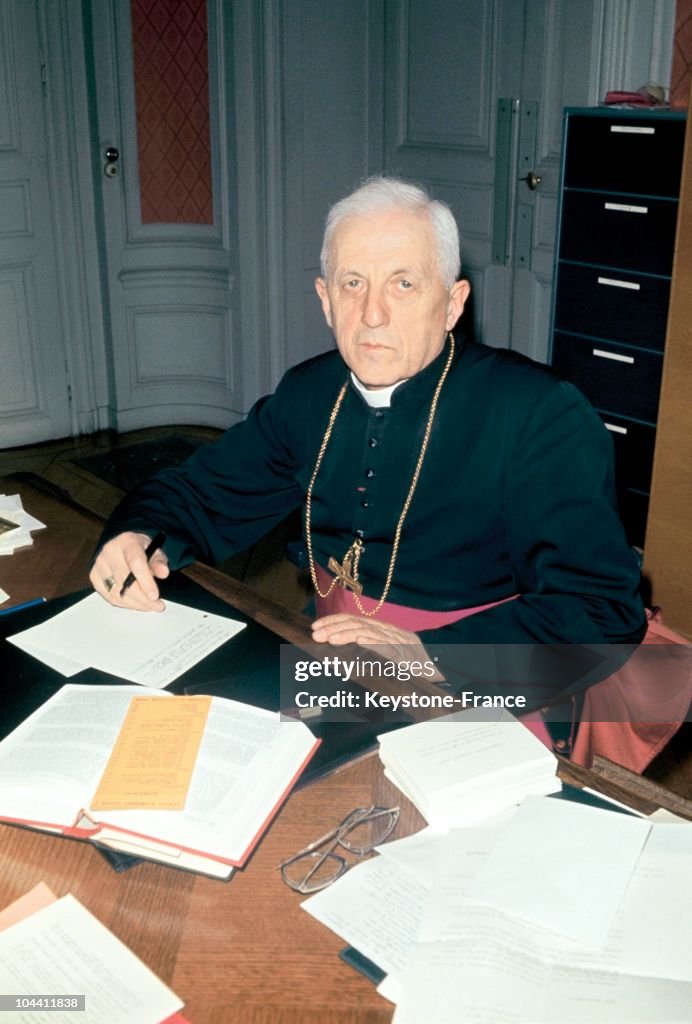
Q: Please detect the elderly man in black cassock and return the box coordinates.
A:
[91,177,646,713]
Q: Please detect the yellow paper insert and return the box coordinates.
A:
[90,695,212,811]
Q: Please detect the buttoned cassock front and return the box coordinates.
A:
[98,339,646,702]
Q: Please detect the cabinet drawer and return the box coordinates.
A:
[552,333,662,422]
[599,414,656,493]
[564,114,685,197]
[559,191,678,274]
[554,263,670,351]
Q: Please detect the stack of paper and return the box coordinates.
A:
[0,494,45,555]
[378,709,560,826]
[0,884,187,1023]
[392,807,692,1023]
[302,798,692,1022]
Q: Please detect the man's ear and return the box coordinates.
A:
[446,279,471,331]
[315,277,333,328]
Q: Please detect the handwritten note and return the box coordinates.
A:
[8,593,246,687]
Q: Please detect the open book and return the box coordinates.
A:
[0,685,318,879]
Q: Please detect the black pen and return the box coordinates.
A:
[119,531,166,598]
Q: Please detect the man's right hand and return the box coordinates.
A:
[89,531,169,611]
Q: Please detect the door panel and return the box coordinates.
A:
[384,0,525,351]
[280,0,386,372]
[89,0,240,432]
[383,0,609,364]
[0,0,72,445]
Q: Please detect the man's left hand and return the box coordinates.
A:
[311,612,438,672]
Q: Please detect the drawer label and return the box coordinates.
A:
[610,125,655,134]
[604,202,648,214]
[597,276,641,291]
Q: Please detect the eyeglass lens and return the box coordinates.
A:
[339,806,400,854]
[280,806,400,893]
[281,850,349,893]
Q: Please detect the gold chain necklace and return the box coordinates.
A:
[304,332,455,617]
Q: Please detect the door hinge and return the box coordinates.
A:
[492,99,520,266]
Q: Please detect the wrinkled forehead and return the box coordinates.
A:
[327,208,441,278]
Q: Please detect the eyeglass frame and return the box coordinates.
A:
[277,804,400,894]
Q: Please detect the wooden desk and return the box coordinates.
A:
[0,475,424,1024]
[1,474,690,1023]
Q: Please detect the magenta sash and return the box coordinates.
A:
[314,563,517,628]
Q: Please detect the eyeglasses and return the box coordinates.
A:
[278,805,400,894]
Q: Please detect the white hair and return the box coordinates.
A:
[320,176,461,288]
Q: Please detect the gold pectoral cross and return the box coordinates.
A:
[328,540,364,596]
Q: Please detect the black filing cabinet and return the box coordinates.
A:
[550,108,686,548]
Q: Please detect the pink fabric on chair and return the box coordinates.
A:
[571,610,692,773]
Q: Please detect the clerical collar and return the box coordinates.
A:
[346,335,461,412]
[350,373,408,408]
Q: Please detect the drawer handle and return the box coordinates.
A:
[593,348,635,364]
[597,276,640,291]
[604,201,648,214]
[610,125,655,135]
[604,422,628,435]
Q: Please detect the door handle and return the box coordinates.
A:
[104,147,120,178]
[519,171,541,190]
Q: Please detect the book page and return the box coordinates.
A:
[0,894,182,1023]
[0,685,168,826]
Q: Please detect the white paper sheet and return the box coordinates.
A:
[392,815,692,1023]
[374,826,449,884]
[8,592,246,687]
[418,825,502,941]
[465,795,650,946]
[302,854,432,980]
[0,494,45,555]
[393,934,692,1024]
[0,893,182,1023]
